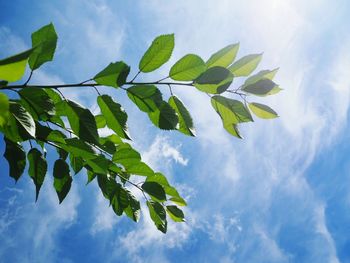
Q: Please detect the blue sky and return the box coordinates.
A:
[1,0,350,262]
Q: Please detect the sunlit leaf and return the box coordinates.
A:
[194,66,233,94]
[147,201,167,233]
[206,43,239,68]
[166,205,185,222]
[248,102,278,119]
[29,23,58,70]
[0,92,9,128]
[127,85,163,112]
[168,95,195,136]
[148,101,178,130]
[242,79,277,96]
[169,54,206,81]
[0,49,33,82]
[139,34,174,72]
[228,53,262,77]
[94,61,130,88]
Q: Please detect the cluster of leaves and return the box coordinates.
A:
[0,23,280,233]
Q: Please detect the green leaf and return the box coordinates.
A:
[168,95,195,136]
[206,43,239,68]
[123,190,141,222]
[27,148,47,201]
[148,101,178,130]
[248,102,279,119]
[127,85,163,112]
[166,205,185,222]
[95,114,106,129]
[94,61,130,88]
[65,100,100,145]
[86,171,97,185]
[9,101,36,137]
[211,95,253,138]
[142,182,166,201]
[194,66,233,94]
[19,88,55,120]
[53,159,72,203]
[69,154,84,174]
[147,201,167,233]
[29,23,58,70]
[170,196,187,207]
[228,53,263,77]
[0,92,9,128]
[62,138,97,160]
[242,79,278,96]
[139,34,174,73]
[113,143,154,176]
[4,138,26,182]
[45,88,62,104]
[243,68,279,87]
[0,49,33,82]
[169,54,206,81]
[85,155,112,175]
[97,95,130,139]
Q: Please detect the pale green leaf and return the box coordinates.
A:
[248,102,278,119]
[194,66,233,94]
[228,53,263,77]
[139,34,174,72]
[94,62,130,88]
[206,43,239,68]
[169,54,206,81]
[0,49,33,82]
[168,95,195,136]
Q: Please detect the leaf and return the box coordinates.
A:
[86,171,97,185]
[242,79,277,96]
[97,95,130,139]
[166,205,185,222]
[148,101,178,130]
[169,54,206,81]
[0,92,9,128]
[147,201,167,233]
[85,155,112,175]
[170,196,187,207]
[139,34,174,73]
[194,66,233,94]
[94,61,130,88]
[69,154,84,174]
[53,159,72,203]
[0,49,33,82]
[243,68,279,87]
[206,43,239,68]
[29,23,58,70]
[95,114,106,129]
[19,88,55,120]
[9,101,36,137]
[113,143,154,176]
[248,102,278,119]
[228,53,263,77]
[27,148,47,201]
[3,138,26,182]
[62,138,97,160]
[142,182,166,201]
[211,95,253,138]
[127,85,163,112]
[168,95,195,136]
[65,100,100,145]
[123,190,141,222]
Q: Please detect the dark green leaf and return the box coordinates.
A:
[228,53,262,77]
[19,88,55,120]
[242,68,279,87]
[94,62,130,88]
[61,138,97,160]
[206,43,239,68]
[27,148,47,201]
[29,23,58,70]
[147,201,167,233]
[139,34,174,72]
[194,66,233,94]
[4,138,26,181]
[123,190,141,222]
[53,159,72,203]
[97,95,130,139]
[86,170,97,185]
[9,101,36,137]
[169,54,206,81]
[0,48,34,82]
[168,95,195,136]
[85,155,112,175]
[127,85,163,112]
[142,181,166,201]
[69,154,84,174]
[148,101,178,130]
[65,100,100,145]
[242,79,278,96]
[248,102,279,119]
[166,205,185,222]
